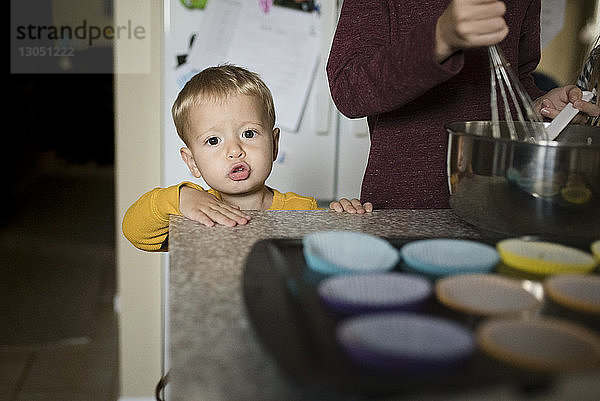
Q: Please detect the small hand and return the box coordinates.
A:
[180,186,251,227]
[536,85,600,124]
[329,198,373,214]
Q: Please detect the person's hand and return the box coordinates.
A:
[329,198,373,214]
[534,85,600,125]
[179,186,251,227]
[435,0,508,62]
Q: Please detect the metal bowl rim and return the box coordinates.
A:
[445,121,600,149]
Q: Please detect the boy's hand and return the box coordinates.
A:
[329,198,373,214]
[179,186,251,227]
[535,85,600,124]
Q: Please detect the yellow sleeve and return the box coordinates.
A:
[122,182,204,251]
[270,190,321,210]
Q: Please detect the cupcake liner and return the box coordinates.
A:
[400,239,499,276]
[318,272,432,316]
[435,273,541,317]
[302,231,400,275]
[496,238,597,275]
[544,274,600,315]
[477,317,600,373]
[337,313,475,374]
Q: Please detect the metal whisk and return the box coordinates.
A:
[488,45,548,142]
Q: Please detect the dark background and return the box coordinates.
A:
[7,72,114,217]
[8,0,115,219]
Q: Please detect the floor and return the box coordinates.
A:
[0,155,119,401]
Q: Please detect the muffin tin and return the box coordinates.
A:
[242,235,600,397]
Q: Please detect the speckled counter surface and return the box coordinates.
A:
[166,210,600,401]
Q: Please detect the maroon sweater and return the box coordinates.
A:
[327,0,544,209]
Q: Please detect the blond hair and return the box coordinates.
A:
[172,64,276,144]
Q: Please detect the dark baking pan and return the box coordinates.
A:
[242,236,570,398]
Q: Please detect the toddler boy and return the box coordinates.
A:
[123,65,371,251]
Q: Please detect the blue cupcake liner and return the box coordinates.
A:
[303,231,400,275]
[400,239,499,276]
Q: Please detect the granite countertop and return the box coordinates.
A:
[166,210,600,401]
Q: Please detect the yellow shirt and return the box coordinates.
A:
[122,182,319,251]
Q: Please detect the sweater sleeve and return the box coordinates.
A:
[326,0,464,118]
[270,190,320,210]
[122,182,203,252]
[518,0,545,100]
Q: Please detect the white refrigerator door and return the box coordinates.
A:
[265,83,338,199]
[159,0,370,388]
[265,0,339,201]
[162,0,345,202]
[162,2,207,188]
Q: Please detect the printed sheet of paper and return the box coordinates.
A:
[186,0,321,132]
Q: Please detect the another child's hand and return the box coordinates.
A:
[329,198,373,214]
[179,186,251,227]
[535,85,600,124]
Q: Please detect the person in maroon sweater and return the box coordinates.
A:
[327,0,599,209]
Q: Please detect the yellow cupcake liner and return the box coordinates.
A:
[592,240,600,261]
[496,238,598,275]
[561,186,591,205]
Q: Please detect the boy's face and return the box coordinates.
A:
[180,94,279,196]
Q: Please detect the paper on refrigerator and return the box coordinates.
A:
[185,0,321,133]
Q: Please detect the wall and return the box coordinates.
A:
[536,0,599,85]
[114,0,163,398]
[52,0,113,49]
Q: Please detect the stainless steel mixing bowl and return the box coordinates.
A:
[446,121,600,240]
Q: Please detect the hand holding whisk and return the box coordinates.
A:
[488,44,549,142]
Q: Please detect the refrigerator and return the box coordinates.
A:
[161,0,370,201]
